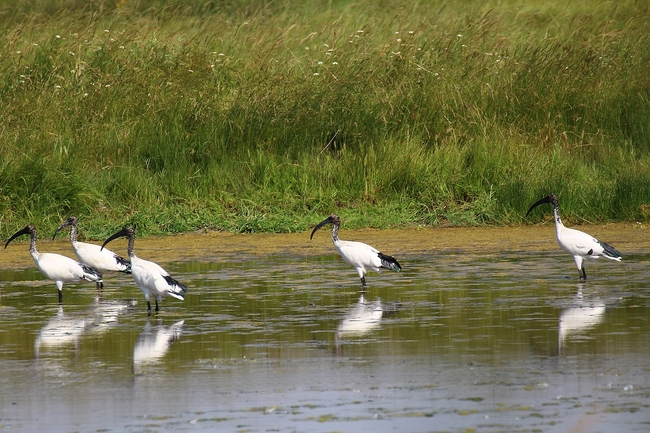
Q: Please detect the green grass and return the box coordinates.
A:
[1,0,649,238]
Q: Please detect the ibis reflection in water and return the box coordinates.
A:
[34,305,86,358]
[558,286,606,355]
[133,318,185,373]
[337,294,384,338]
[53,216,131,291]
[34,298,132,358]
[102,226,188,314]
[310,214,402,289]
[335,294,401,356]
[526,194,622,280]
[5,225,102,303]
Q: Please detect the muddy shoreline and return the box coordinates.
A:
[2,223,647,269]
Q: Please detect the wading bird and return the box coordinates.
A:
[5,225,102,303]
[526,193,622,280]
[53,216,131,291]
[310,214,401,289]
[101,226,187,314]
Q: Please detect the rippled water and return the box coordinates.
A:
[1,225,649,432]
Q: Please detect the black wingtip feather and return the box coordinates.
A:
[599,241,622,259]
[115,255,132,273]
[81,264,103,279]
[163,275,188,297]
[378,252,402,272]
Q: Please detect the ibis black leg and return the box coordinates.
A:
[361,277,367,291]
[58,290,63,304]
[147,301,152,315]
[579,267,587,280]
[155,300,160,312]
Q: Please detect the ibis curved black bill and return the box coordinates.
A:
[101,227,131,251]
[52,222,68,241]
[310,216,335,240]
[5,225,32,249]
[526,194,554,217]
[52,216,75,240]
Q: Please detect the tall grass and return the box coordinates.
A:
[0,0,649,237]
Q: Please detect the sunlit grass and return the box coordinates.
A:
[1,0,649,237]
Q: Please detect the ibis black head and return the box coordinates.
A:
[310,214,341,239]
[101,226,134,251]
[52,216,78,240]
[5,225,35,249]
[526,193,559,217]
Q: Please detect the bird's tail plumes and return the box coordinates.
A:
[378,253,402,272]
[599,241,622,261]
[81,264,103,282]
[163,275,188,300]
[116,256,132,273]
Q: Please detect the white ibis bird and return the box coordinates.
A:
[310,214,402,289]
[526,193,622,280]
[101,226,187,314]
[53,216,131,291]
[4,225,102,303]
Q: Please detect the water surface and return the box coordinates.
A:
[1,224,649,432]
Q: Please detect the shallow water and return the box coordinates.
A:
[1,224,650,432]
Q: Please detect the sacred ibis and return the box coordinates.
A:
[4,225,102,303]
[310,214,402,289]
[526,193,622,280]
[101,226,187,314]
[53,216,131,291]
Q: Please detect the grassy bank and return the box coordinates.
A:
[1,0,649,238]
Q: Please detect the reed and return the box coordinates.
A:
[1,0,649,237]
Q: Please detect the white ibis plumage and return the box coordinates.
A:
[53,216,131,291]
[526,193,622,280]
[310,214,402,289]
[101,226,187,314]
[4,225,102,303]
